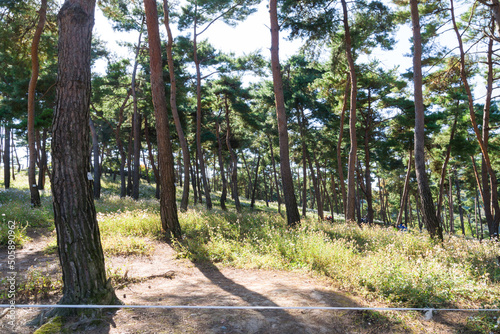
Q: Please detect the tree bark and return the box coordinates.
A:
[270,0,300,226]
[132,19,144,200]
[396,151,412,226]
[225,97,241,212]
[3,126,10,189]
[454,168,465,235]
[193,5,212,210]
[341,0,358,223]
[144,0,181,238]
[451,0,500,237]
[250,153,261,208]
[89,118,101,199]
[51,0,118,310]
[436,112,458,218]
[337,74,349,217]
[215,116,227,211]
[164,0,190,211]
[410,0,443,240]
[27,0,47,206]
[144,115,160,199]
[268,135,282,214]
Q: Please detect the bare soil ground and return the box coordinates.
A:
[0,229,482,334]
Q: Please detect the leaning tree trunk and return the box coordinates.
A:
[164,0,190,211]
[144,0,181,238]
[341,0,358,223]
[51,0,118,311]
[411,0,443,241]
[451,0,500,237]
[27,0,46,206]
[270,0,300,227]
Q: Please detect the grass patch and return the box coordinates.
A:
[174,206,500,309]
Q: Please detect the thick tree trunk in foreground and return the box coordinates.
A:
[410,0,443,241]
[27,0,46,206]
[144,0,181,239]
[164,0,190,211]
[52,0,118,310]
[270,0,300,226]
[337,74,349,217]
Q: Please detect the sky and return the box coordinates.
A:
[91,1,415,77]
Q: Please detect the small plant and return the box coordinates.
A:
[0,266,62,303]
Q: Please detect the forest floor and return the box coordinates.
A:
[1,227,484,334]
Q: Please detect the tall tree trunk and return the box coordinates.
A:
[410,0,443,240]
[270,0,300,226]
[241,152,253,199]
[302,149,307,217]
[396,151,412,226]
[451,0,500,237]
[193,6,212,210]
[164,0,190,211]
[89,118,101,199]
[341,0,358,223]
[449,173,454,234]
[132,19,144,200]
[454,168,465,235]
[251,153,261,208]
[225,96,241,212]
[3,126,10,189]
[126,131,133,196]
[51,0,118,310]
[337,74,350,217]
[27,0,46,206]
[145,116,160,199]
[37,129,49,190]
[215,117,227,211]
[144,0,181,238]
[268,135,282,214]
[436,112,458,218]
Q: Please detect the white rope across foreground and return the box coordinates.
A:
[1,304,499,312]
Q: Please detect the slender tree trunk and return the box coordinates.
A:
[454,168,465,235]
[270,0,300,226]
[126,131,133,196]
[215,118,227,210]
[341,0,358,223]
[89,118,101,199]
[451,0,500,237]
[144,116,160,199]
[268,135,282,214]
[132,19,144,200]
[27,0,46,206]
[241,151,253,199]
[251,153,261,208]
[51,0,118,311]
[192,8,212,210]
[302,150,307,216]
[436,112,458,218]
[411,0,443,240]
[3,126,10,189]
[225,97,241,212]
[396,151,412,226]
[37,129,49,190]
[449,173,454,234]
[337,74,349,217]
[163,0,190,211]
[144,0,181,238]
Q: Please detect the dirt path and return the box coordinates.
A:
[1,233,476,333]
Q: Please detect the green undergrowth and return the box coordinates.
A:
[174,207,500,310]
